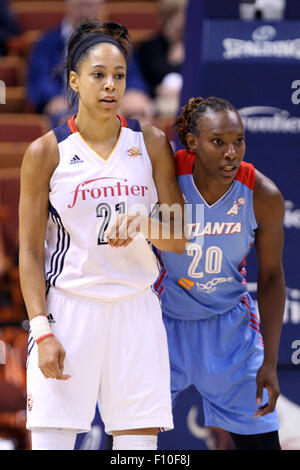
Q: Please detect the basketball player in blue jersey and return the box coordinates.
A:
[153,97,285,450]
[19,21,186,450]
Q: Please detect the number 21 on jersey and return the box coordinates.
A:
[96,201,126,245]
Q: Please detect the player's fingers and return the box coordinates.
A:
[118,214,141,238]
[41,366,59,379]
[58,348,66,371]
[108,215,140,246]
[43,357,68,380]
[254,387,279,417]
[40,367,52,379]
[264,387,279,413]
[116,215,141,245]
[107,215,126,245]
[48,365,71,380]
[256,378,264,405]
[56,372,72,381]
[113,215,131,244]
[127,215,142,239]
[253,402,271,417]
[105,215,120,241]
[55,351,71,379]
[114,237,134,248]
[38,359,56,378]
[121,238,135,247]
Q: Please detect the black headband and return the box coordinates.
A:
[71,34,126,70]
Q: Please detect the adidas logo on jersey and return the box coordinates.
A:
[47,313,55,324]
[70,154,84,165]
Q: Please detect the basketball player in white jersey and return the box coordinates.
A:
[19,21,186,450]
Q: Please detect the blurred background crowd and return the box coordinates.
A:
[0,0,298,450]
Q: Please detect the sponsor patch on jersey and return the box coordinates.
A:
[68,177,149,208]
[178,277,195,290]
[127,146,142,158]
[227,197,245,216]
[196,277,234,293]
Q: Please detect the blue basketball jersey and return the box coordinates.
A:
[154,150,258,320]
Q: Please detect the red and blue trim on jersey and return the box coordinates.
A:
[46,203,71,294]
[241,294,264,347]
[53,115,142,144]
[153,248,166,296]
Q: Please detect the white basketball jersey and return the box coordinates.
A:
[46,115,159,300]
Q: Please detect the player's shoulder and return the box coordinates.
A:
[26,130,58,160]
[141,124,173,166]
[254,168,283,200]
[22,130,59,175]
[141,123,167,144]
[253,169,285,224]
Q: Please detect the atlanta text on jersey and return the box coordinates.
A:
[186,221,242,238]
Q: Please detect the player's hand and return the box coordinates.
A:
[37,335,71,380]
[254,363,280,417]
[106,213,146,248]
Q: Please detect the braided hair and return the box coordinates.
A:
[175,96,237,150]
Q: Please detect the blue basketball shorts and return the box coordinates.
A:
[163,292,279,435]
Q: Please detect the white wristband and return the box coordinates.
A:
[30,315,54,344]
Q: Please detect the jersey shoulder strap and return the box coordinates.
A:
[175,149,196,176]
[234,161,255,191]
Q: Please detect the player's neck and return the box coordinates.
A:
[74,108,120,144]
[193,161,233,206]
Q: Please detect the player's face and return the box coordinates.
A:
[187,109,246,183]
[70,43,127,115]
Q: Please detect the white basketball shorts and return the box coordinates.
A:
[26,287,174,434]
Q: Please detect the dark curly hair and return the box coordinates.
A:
[175,96,238,149]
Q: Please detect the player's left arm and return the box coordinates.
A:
[142,124,187,253]
[107,125,187,252]
[253,169,286,417]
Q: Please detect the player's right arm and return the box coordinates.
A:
[19,132,70,380]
